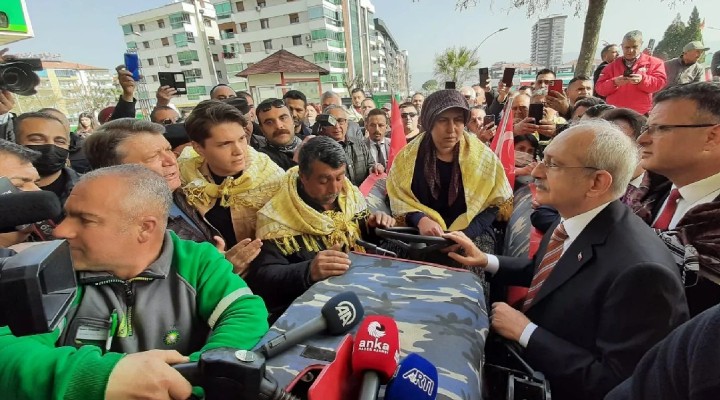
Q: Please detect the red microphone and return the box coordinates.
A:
[351,316,400,400]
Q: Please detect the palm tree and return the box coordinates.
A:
[433,46,479,85]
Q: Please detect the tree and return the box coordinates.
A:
[655,14,687,61]
[456,0,678,78]
[433,46,479,85]
[342,71,370,94]
[683,6,703,45]
[421,79,438,92]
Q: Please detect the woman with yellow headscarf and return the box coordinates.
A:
[387,89,513,254]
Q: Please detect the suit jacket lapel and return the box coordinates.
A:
[527,201,621,310]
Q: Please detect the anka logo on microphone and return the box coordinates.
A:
[335,300,357,327]
[358,321,390,354]
[402,368,435,396]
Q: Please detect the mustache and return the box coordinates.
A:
[274,128,293,136]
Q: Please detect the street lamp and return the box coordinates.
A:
[473,27,509,54]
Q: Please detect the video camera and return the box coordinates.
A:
[0,58,43,96]
[310,114,337,135]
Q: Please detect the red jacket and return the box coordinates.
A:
[595,54,667,115]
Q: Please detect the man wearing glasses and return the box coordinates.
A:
[633,82,720,317]
[399,102,420,142]
[443,119,687,400]
[257,98,302,171]
[149,106,179,125]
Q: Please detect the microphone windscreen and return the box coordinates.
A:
[385,353,439,400]
[351,315,400,381]
[321,291,364,334]
[0,191,62,232]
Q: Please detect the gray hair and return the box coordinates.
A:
[0,139,40,163]
[575,119,639,198]
[321,91,342,103]
[459,86,476,99]
[79,164,172,229]
[623,30,643,44]
[83,118,165,169]
[322,104,347,116]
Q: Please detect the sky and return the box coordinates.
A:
[7,0,720,90]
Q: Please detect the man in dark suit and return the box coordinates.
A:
[444,120,688,400]
[363,108,390,169]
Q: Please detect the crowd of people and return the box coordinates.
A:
[0,26,719,399]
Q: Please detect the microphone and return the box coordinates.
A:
[259,291,364,359]
[352,315,400,400]
[0,191,62,233]
[385,353,439,400]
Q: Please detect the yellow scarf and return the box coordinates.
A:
[178,147,285,211]
[256,166,369,255]
[386,131,513,230]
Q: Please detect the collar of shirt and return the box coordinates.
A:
[667,170,720,229]
[560,202,612,251]
[628,174,643,188]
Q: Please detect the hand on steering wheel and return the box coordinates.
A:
[417,216,444,236]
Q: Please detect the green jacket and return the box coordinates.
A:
[0,231,269,400]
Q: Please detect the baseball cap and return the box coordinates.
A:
[683,41,710,52]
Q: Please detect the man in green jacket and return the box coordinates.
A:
[0,164,269,400]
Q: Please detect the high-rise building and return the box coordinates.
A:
[374,18,409,95]
[118,0,224,111]
[212,0,408,99]
[531,15,567,69]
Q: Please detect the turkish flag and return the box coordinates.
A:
[490,103,516,190]
[387,96,406,170]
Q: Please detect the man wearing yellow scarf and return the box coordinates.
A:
[179,100,284,275]
[387,89,513,255]
[245,136,395,321]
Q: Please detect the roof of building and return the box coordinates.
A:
[236,49,329,77]
[41,60,108,71]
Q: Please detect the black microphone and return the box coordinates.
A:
[0,191,62,233]
[258,291,364,359]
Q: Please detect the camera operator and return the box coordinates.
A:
[0,139,41,249]
[0,48,16,142]
[0,164,269,399]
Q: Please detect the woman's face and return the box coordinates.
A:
[80,116,91,127]
[515,140,536,156]
[306,105,318,120]
[430,108,465,153]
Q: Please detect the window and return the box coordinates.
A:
[208,36,216,45]
[157,19,165,28]
[152,75,158,82]
[289,13,299,24]
[161,37,169,46]
[212,53,219,62]
[217,70,223,80]
[204,18,212,27]
[240,22,247,32]
[257,0,266,7]
[260,18,269,29]
[169,12,191,29]
[243,43,252,53]
[166,55,174,64]
[173,33,189,47]
[263,39,272,50]
[236,1,244,11]
[127,41,138,49]
[122,24,134,35]
[214,1,232,19]
[186,32,195,43]
[292,35,302,46]
[147,58,155,66]
[139,23,146,32]
[142,41,150,49]
[177,50,200,64]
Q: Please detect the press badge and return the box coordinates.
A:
[73,317,112,351]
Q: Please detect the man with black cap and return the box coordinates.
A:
[664,41,710,88]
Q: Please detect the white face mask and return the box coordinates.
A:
[515,151,535,167]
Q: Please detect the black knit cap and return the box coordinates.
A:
[420,89,470,132]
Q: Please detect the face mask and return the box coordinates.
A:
[515,151,535,168]
[25,144,69,176]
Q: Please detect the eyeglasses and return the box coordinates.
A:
[537,160,599,171]
[400,112,417,119]
[160,119,175,125]
[257,98,285,113]
[640,124,717,136]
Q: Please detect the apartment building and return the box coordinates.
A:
[14,59,116,123]
[373,18,409,95]
[530,15,567,69]
[213,0,409,97]
[118,0,226,109]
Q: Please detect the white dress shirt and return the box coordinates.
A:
[653,171,720,230]
[628,174,643,189]
[486,202,612,347]
[368,139,388,166]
